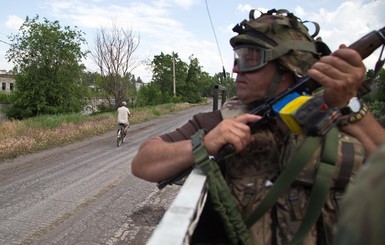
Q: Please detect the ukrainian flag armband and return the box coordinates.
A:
[191,129,210,165]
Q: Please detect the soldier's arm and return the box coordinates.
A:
[131,114,260,182]
[307,46,385,155]
[339,112,385,156]
[131,136,195,182]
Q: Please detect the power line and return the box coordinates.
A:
[205,0,226,79]
[0,39,10,45]
[0,32,10,45]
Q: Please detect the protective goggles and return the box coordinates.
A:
[234,45,268,72]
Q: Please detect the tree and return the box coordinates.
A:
[139,52,224,105]
[363,68,385,118]
[149,52,187,103]
[374,69,385,102]
[91,23,140,108]
[136,82,163,106]
[181,55,214,103]
[371,68,385,118]
[5,15,88,119]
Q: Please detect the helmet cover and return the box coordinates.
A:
[230,9,323,76]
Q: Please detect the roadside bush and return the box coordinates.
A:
[97,102,114,113]
[0,93,11,103]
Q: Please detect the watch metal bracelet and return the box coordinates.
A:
[338,103,368,127]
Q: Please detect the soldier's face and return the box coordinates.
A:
[233,60,294,104]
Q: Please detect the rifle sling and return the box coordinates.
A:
[245,127,338,244]
[192,129,252,245]
[288,127,338,244]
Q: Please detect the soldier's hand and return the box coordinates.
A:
[307,44,365,108]
[203,114,261,156]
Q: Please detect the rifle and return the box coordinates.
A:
[218,26,385,157]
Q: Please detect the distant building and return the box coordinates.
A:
[0,70,14,94]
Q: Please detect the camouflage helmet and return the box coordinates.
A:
[230,9,326,76]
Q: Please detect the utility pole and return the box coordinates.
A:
[172,52,176,96]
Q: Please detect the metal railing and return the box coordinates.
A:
[146,168,208,245]
[212,84,226,111]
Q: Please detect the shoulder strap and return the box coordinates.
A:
[288,127,338,244]
[244,133,322,227]
[245,127,338,244]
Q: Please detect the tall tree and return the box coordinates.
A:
[91,23,140,107]
[181,55,210,103]
[141,52,222,105]
[5,15,89,119]
[149,52,188,103]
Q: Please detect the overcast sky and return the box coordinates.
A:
[0,0,384,82]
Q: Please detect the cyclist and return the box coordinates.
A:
[117,101,131,136]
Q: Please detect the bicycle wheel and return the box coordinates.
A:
[117,128,123,147]
[122,132,126,143]
[123,123,129,143]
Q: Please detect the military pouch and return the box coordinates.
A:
[293,96,340,136]
[274,94,340,136]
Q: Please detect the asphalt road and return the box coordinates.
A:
[0,103,213,245]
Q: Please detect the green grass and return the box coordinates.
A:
[24,114,82,129]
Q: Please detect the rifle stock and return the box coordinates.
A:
[350,27,385,60]
[217,26,385,159]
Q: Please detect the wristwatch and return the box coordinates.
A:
[338,96,367,127]
[340,97,362,115]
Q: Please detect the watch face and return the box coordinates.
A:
[349,97,361,113]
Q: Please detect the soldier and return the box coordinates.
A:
[132,9,385,244]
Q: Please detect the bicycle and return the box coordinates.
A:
[117,123,128,147]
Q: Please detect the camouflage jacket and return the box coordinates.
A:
[221,97,366,245]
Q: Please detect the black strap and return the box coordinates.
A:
[335,142,355,190]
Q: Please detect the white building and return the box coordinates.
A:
[0,70,14,94]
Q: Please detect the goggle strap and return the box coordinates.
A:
[266,67,283,97]
[266,41,318,61]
